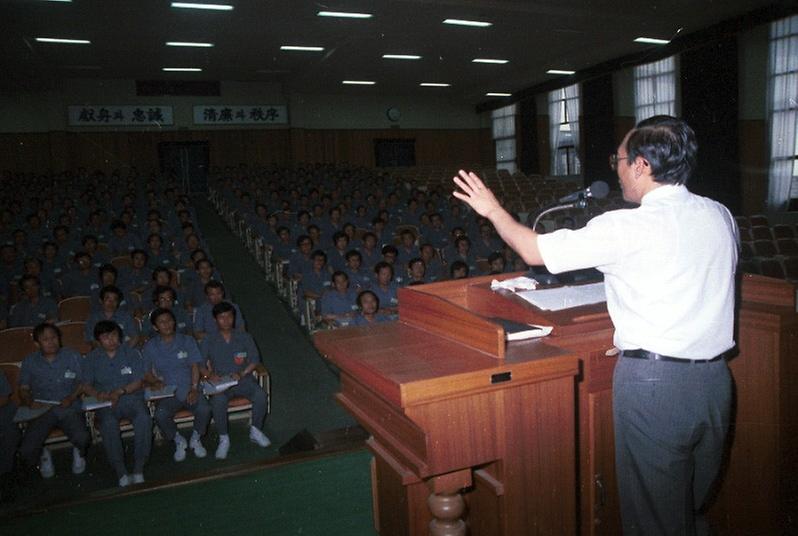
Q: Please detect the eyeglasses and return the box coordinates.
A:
[609,153,629,171]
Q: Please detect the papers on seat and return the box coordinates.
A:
[490,276,539,292]
[516,282,606,311]
[14,404,51,423]
[145,384,177,401]
[33,399,61,406]
[489,317,553,341]
[82,396,112,411]
[201,375,238,395]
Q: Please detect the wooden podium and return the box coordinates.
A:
[314,273,798,535]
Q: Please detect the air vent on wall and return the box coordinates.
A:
[136,80,220,96]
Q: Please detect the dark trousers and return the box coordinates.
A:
[19,404,90,466]
[209,376,267,435]
[613,356,731,536]
[96,396,152,477]
[154,395,211,441]
[0,404,20,474]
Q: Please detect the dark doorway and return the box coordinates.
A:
[374,139,416,167]
[158,141,210,194]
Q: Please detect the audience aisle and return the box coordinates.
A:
[192,197,357,444]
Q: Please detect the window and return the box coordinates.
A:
[767,15,798,209]
[634,56,676,123]
[548,84,581,176]
[492,104,517,173]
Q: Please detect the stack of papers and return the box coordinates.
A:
[516,282,606,311]
[82,396,112,411]
[490,276,539,292]
[202,375,238,395]
[145,384,177,401]
[14,405,52,423]
[490,317,554,341]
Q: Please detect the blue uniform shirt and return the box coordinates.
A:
[8,296,58,327]
[200,331,260,376]
[142,306,193,339]
[84,345,145,394]
[60,269,99,298]
[85,309,140,343]
[369,282,400,309]
[193,301,245,336]
[20,348,83,402]
[0,372,11,397]
[320,288,358,316]
[142,333,202,400]
[350,313,392,326]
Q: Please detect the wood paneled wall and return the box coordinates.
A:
[739,119,768,215]
[0,128,492,174]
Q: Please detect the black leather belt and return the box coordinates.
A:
[621,348,724,364]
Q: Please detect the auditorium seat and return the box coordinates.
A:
[740,242,755,261]
[783,256,798,282]
[753,240,778,257]
[58,296,91,323]
[759,258,785,279]
[58,321,92,355]
[737,259,758,275]
[0,327,36,364]
[751,226,773,241]
[111,256,132,270]
[772,224,795,240]
[776,239,798,256]
[735,216,750,230]
[738,227,753,242]
[749,214,769,227]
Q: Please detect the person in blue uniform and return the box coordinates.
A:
[142,308,210,462]
[192,281,245,340]
[320,271,358,327]
[84,286,140,348]
[0,368,19,500]
[59,251,97,299]
[369,262,399,316]
[8,275,57,327]
[350,290,391,326]
[199,302,270,460]
[18,323,89,478]
[142,285,192,339]
[82,321,151,487]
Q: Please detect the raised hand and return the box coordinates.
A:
[452,170,502,218]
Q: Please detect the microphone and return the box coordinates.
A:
[558,181,610,203]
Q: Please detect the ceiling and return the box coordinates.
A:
[0,0,784,105]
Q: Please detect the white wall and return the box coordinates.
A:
[0,78,483,133]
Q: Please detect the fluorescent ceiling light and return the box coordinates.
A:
[547,69,575,75]
[486,92,512,97]
[43,0,72,3]
[35,37,90,44]
[171,2,234,10]
[318,11,372,19]
[166,41,214,47]
[382,54,421,60]
[443,18,492,27]
[634,37,670,45]
[420,82,450,87]
[472,58,508,64]
[280,45,324,52]
[342,80,376,85]
[162,67,202,72]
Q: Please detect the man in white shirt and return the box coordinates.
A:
[453,116,737,536]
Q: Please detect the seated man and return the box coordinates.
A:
[0,368,20,500]
[18,323,89,478]
[142,308,210,462]
[59,251,97,299]
[405,257,427,286]
[8,275,57,327]
[85,286,140,348]
[200,302,270,460]
[369,262,399,315]
[143,285,192,339]
[82,321,151,487]
[192,281,245,341]
[320,271,358,327]
[118,249,152,297]
[350,290,391,326]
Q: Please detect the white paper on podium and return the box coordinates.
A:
[516,282,606,311]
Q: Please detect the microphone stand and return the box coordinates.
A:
[531,195,588,232]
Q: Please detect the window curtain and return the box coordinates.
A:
[634,56,676,123]
[767,15,798,210]
[549,89,564,175]
[564,84,581,167]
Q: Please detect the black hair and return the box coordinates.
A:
[99,285,123,302]
[204,280,225,295]
[149,307,176,327]
[33,322,62,345]
[153,284,176,304]
[311,249,327,261]
[98,263,118,279]
[296,234,312,247]
[345,249,362,261]
[626,115,697,185]
[331,270,349,283]
[381,245,398,257]
[212,301,236,320]
[130,249,148,261]
[450,260,469,278]
[93,320,123,342]
[356,289,379,309]
[374,261,394,277]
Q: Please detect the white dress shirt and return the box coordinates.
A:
[537,184,738,359]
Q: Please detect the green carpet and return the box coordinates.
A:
[5,449,377,536]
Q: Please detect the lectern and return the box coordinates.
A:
[314,273,798,535]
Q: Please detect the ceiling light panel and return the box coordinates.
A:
[162,67,203,72]
[382,54,421,60]
[342,80,376,85]
[634,37,670,45]
[35,37,90,44]
[420,82,451,87]
[486,92,512,97]
[547,69,575,75]
[280,45,324,52]
[171,2,234,10]
[472,58,508,64]
[166,41,214,47]
[317,11,372,19]
[442,19,492,27]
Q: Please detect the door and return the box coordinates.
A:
[158,141,209,194]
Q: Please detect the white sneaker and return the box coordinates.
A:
[215,435,230,460]
[249,426,271,448]
[39,448,54,479]
[131,473,144,484]
[189,431,207,458]
[71,447,86,475]
[173,434,187,462]
[118,474,131,488]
